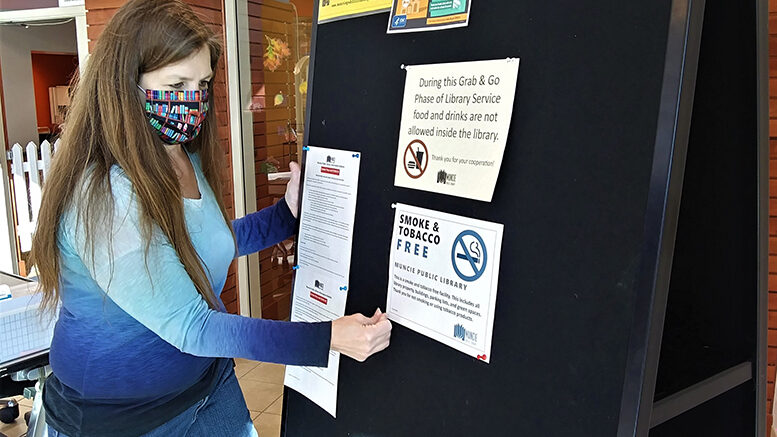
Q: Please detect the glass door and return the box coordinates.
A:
[230,0,314,320]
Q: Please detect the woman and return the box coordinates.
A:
[29,1,392,436]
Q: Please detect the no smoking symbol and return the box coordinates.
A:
[404,139,428,179]
[451,230,488,282]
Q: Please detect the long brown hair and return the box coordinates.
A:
[31,0,234,313]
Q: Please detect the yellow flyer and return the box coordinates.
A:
[318,0,392,24]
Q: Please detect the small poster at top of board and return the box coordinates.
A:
[387,0,471,33]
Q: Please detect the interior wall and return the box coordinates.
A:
[0,21,77,147]
[30,52,78,135]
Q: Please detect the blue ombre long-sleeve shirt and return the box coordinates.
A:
[43,153,330,437]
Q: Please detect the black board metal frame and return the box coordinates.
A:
[616,0,768,434]
[756,0,770,433]
[282,0,769,434]
[615,0,706,434]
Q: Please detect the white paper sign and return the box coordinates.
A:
[284,146,361,417]
[283,271,346,417]
[58,0,85,6]
[386,203,503,362]
[394,59,520,202]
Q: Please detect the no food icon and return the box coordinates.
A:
[403,139,428,179]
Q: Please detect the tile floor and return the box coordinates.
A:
[236,359,285,437]
[0,359,284,437]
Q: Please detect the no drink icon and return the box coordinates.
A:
[404,139,428,179]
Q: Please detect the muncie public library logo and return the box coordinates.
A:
[454,323,477,345]
[321,156,340,175]
[437,169,457,185]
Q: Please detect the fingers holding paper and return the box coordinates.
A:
[331,308,392,362]
[285,161,301,218]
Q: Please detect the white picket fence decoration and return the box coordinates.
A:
[9,139,58,252]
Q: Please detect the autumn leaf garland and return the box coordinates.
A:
[264,35,291,72]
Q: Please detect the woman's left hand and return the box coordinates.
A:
[285,161,301,218]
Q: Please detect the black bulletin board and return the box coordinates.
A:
[281,0,768,435]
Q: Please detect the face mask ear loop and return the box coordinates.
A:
[137,84,150,115]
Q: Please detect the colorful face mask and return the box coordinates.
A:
[138,85,209,144]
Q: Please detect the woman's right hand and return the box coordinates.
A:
[331,308,392,362]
